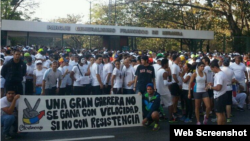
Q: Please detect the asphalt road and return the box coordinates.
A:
[1,106,250,141]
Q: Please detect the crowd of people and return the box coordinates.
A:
[1,45,250,139]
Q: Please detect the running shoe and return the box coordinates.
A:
[184,118,192,123]
[152,124,160,131]
[196,122,201,125]
[4,134,12,140]
[237,107,245,112]
[203,115,208,125]
[169,118,178,123]
[227,118,232,123]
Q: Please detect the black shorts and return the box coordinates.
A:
[208,89,213,98]
[214,93,227,113]
[226,91,232,105]
[170,83,181,96]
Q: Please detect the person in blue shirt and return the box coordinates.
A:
[142,83,161,131]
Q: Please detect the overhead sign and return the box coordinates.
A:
[18,95,143,132]
[2,20,214,39]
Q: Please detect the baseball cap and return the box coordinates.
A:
[156,53,164,58]
[24,53,30,57]
[35,60,42,65]
[146,83,154,89]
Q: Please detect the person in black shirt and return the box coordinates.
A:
[133,55,156,94]
[1,50,26,95]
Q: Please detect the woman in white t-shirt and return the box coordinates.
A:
[33,60,47,95]
[180,63,193,123]
[111,60,123,94]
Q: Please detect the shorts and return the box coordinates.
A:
[0,77,5,88]
[161,94,173,107]
[208,89,213,98]
[170,83,181,97]
[214,93,227,113]
[226,91,232,105]
[193,92,209,99]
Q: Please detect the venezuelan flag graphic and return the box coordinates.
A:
[23,111,45,124]
[232,84,237,97]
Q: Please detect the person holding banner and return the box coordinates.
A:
[142,83,161,131]
[42,61,62,95]
[1,88,20,139]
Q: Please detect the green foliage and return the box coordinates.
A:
[90,0,250,53]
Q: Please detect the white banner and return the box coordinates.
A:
[18,95,143,132]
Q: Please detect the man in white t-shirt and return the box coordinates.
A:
[170,54,181,115]
[90,55,103,95]
[1,89,20,139]
[153,56,163,80]
[102,55,113,94]
[70,57,90,95]
[221,58,237,123]
[42,61,62,95]
[229,56,248,91]
[208,60,227,125]
[122,59,135,94]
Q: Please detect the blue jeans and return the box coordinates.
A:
[1,115,16,135]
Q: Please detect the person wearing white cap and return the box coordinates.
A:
[33,60,47,95]
[153,56,163,79]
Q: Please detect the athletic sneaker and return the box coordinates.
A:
[169,118,178,123]
[203,115,208,125]
[227,118,232,123]
[4,134,12,140]
[184,118,192,123]
[152,124,160,131]
[196,122,201,125]
[237,107,245,112]
[211,118,217,122]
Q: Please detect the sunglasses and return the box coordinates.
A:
[37,63,42,65]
